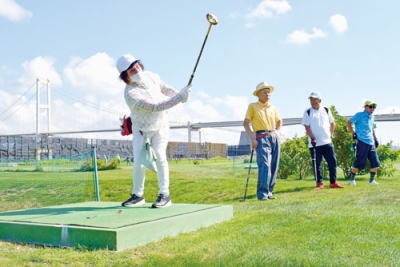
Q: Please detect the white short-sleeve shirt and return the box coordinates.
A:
[301,107,334,148]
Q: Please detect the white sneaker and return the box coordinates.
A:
[368,180,379,185]
[349,180,356,186]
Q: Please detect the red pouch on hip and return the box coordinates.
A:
[121,115,132,136]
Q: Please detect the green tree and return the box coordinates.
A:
[330,105,355,178]
[278,134,311,179]
[277,150,296,179]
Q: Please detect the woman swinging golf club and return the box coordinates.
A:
[116,14,217,208]
[117,54,191,208]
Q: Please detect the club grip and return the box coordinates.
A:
[188,75,194,86]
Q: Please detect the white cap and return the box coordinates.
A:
[309,91,321,99]
[116,54,137,73]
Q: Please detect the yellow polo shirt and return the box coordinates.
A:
[245,101,281,132]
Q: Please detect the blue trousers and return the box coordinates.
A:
[256,132,280,200]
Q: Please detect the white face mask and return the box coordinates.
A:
[130,70,144,84]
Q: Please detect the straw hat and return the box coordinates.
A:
[253,81,274,96]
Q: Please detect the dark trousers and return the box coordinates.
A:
[309,143,337,184]
[353,140,380,169]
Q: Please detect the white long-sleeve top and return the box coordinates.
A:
[124,71,180,132]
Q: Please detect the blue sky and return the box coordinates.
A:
[1,0,399,145]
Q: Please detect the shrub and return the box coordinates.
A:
[105,158,119,170]
[79,159,93,172]
[35,165,44,172]
[79,157,119,172]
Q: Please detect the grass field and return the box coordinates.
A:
[0,158,399,266]
[0,171,95,212]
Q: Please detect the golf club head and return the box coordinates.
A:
[239,199,246,202]
[206,13,218,25]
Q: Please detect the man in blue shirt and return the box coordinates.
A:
[346,100,380,185]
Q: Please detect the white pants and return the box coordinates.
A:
[132,122,170,197]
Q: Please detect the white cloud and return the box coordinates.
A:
[0,86,125,136]
[17,56,62,89]
[246,0,292,19]
[243,0,291,28]
[63,53,121,96]
[0,89,37,134]
[177,99,223,122]
[50,99,122,132]
[219,95,249,120]
[167,93,250,144]
[0,52,251,144]
[329,14,348,33]
[0,0,32,22]
[286,28,327,45]
[375,106,400,115]
[197,91,212,99]
[170,93,249,123]
[0,53,129,136]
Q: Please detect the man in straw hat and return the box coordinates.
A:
[346,100,381,185]
[243,81,282,201]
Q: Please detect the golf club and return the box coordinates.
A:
[352,140,357,157]
[239,149,254,202]
[312,147,318,189]
[187,13,218,85]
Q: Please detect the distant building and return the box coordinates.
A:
[238,131,252,146]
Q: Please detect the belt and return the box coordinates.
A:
[256,130,275,139]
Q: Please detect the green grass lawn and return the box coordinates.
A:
[0,159,399,266]
[0,171,95,212]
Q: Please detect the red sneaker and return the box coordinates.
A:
[330,182,344,188]
[316,182,324,189]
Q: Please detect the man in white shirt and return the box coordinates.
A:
[301,91,344,189]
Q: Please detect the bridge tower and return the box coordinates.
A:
[35,78,52,160]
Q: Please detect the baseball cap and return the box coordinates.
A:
[309,91,321,99]
[364,100,377,106]
[116,54,139,73]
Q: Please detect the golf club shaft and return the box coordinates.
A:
[354,140,357,157]
[242,149,254,201]
[188,24,213,85]
[313,147,318,184]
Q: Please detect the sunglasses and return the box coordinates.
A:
[368,105,376,109]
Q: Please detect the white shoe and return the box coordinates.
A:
[368,180,379,185]
[349,180,356,186]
